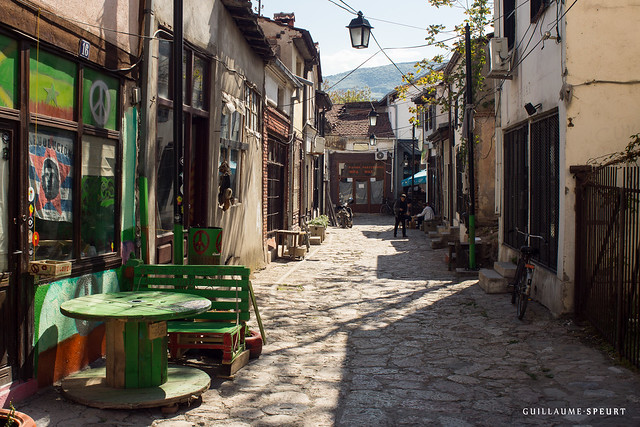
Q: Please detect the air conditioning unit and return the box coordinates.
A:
[487,37,512,79]
[375,151,388,161]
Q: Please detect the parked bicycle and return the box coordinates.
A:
[509,228,546,319]
[379,197,394,215]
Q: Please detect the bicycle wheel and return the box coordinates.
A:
[380,204,392,215]
[516,275,529,319]
[511,260,524,304]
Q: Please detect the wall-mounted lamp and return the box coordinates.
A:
[524,102,542,116]
[347,11,373,49]
[368,108,378,127]
[369,133,376,146]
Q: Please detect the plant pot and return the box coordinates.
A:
[0,408,36,427]
[245,330,263,359]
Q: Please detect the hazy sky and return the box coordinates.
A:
[255,0,473,76]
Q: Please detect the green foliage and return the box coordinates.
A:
[588,133,640,168]
[309,215,329,227]
[324,84,372,104]
[395,0,491,139]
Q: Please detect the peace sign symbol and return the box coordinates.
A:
[192,230,210,255]
[89,80,111,127]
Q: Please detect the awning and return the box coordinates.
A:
[401,169,427,187]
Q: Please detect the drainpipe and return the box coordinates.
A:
[173,0,184,264]
[139,0,155,263]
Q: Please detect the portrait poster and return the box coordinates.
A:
[28,128,74,222]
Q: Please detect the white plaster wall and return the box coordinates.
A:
[37,0,139,55]
[560,0,640,312]
[496,1,566,314]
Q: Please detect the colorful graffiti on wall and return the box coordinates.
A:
[33,269,119,386]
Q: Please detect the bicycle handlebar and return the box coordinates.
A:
[512,228,547,244]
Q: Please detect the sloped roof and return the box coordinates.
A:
[326,102,395,139]
[221,0,274,60]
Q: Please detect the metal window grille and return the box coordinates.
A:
[530,113,560,270]
[503,124,528,249]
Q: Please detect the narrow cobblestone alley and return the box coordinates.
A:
[16,214,640,426]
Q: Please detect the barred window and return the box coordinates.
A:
[503,124,528,250]
[530,113,559,270]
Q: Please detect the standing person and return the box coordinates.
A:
[393,193,410,238]
[413,202,435,229]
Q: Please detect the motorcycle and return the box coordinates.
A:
[336,197,354,228]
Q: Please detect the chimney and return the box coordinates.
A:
[273,12,295,27]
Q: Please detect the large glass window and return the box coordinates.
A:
[30,50,76,121]
[81,135,116,256]
[26,48,120,265]
[28,126,75,260]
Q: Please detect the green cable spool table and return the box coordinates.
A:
[59,291,212,409]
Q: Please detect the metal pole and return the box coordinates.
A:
[173,0,184,264]
[411,125,415,204]
[465,23,477,270]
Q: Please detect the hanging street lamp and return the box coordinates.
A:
[368,108,379,126]
[347,11,373,49]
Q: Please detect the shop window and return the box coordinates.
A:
[0,34,18,109]
[28,126,75,260]
[30,50,76,121]
[192,56,206,110]
[82,69,119,130]
[81,135,116,256]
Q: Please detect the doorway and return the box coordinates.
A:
[0,123,20,386]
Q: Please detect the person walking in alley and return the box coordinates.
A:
[394,193,410,238]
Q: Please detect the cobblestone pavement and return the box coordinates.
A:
[16,214,640,426]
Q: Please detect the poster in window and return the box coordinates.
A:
[82,68,119,130]
[28,128,74,222]
[29,50,76,121]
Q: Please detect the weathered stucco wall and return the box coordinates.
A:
[151,0,267,269]
[36,0,140,56]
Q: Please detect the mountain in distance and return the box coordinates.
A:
[323,61,419,101]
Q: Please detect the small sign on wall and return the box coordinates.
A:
[79,40,90,59]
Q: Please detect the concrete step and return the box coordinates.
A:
[436,225,450,235]
[428,231,440,239]
[478,268,510,294]
[456,267,479,278]
[309,236,322,245]
[431,238,447,249]
[494,261,517,279]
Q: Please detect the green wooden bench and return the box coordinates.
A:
[123,259,264,368]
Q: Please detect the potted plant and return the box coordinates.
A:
[308,215,329,242]
[0,402,36,427]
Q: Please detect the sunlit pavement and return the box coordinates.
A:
[16,214,640,426]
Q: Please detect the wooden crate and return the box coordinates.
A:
[29,260,72,277]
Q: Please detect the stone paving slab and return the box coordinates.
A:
[13,214,640,426]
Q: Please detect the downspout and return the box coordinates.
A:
[139,0,155,262]
[392,101,398,197]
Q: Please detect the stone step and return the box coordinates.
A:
[478,268,510,294]
[431,238,447,249]
[309,236,322,245]
[428,231,440,239]
[436,225,450,235]
[456,267,479,278]
[494,261,517,279]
